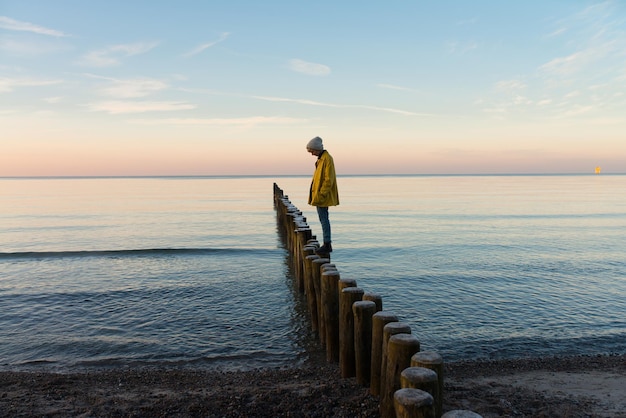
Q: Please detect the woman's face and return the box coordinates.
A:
[307,148,322,156]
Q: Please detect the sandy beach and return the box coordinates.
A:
[1,351,623,417]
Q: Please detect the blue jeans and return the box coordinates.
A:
[316,206,331,244]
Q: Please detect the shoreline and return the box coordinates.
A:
[1,351,623,417]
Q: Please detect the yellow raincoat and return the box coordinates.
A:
[308,150,339,207]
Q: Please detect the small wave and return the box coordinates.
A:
[0,248,278,260]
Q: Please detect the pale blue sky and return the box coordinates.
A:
[1,1,625,175]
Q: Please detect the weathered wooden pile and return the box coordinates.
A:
[274,183,481,418]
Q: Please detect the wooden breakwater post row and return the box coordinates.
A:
[273,184,483,418]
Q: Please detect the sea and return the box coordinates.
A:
[1,175,625,372]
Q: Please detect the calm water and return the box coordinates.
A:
[1,175,625,371]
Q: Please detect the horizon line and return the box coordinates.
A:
[1,172,621,179]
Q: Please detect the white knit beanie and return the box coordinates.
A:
[306,136,324,151]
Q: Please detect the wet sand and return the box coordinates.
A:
[1,351,623,417]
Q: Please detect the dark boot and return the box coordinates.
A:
[315,242,332,255]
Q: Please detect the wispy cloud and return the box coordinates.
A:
[539,49,598,76]
[482,2,626,120]
[43,96,63,104]
[86,100,195,114]
[288,59,331,76]
[79,42,159,67]
[0,76,62,93]
[446,40,478,54]
[0,37,71,55]
[545,27,567,38]
[540,1,624,77]
[83,74,169,98]
[183,32,230,57]
[103,79,168,98]
[131,116,305,126]
[377,83,420,93]
[495,80,527,91]
[0,16,69,37]
[252,95,430,116]
[567,105,595,116]
[177,87,430,116]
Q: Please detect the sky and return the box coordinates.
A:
[1,1,625,176]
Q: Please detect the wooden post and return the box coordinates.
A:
[339,286,364,378]
[363,292,383,312]
[321,269,341,362]
[380,322,411,403]
[321,263,337,272]
[352,300,376,386]
[441,411,483,418]
[312,257,330,344]
[294,227,310,291]
[306,238,319,248]
[338,278,357,291]
[304,254,320,332]
[411,351,444,418]
[299,241,316,293]
[401,366,438,416]
[287,212,301,252]
[394,388,435,418]
[370,311,399,397]
[380,333,421,418]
